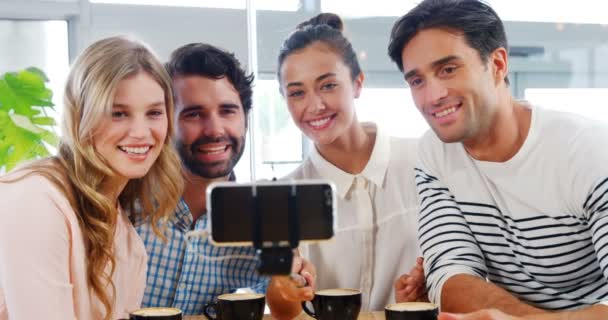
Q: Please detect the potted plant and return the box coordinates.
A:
[0,67,59,172]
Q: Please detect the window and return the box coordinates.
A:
[250,79,304,180]
[321,0,417,18]
[356,88,428,139]
[525,88,608,122]
[0,20,69,138]
[321,0,607,24]
[90,0,300,11]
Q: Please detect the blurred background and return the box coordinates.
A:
[2,0,607,179]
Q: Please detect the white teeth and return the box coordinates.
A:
[434,107,457,118]
[199,146,226,154]
[119,146,150,154]
[308,116,331,127]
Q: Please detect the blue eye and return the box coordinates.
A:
[148,110,164,117]
[321,83,337,90]
[112,111,127,118]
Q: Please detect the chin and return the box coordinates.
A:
[308,132,337,145]
[118,168,153,180]
[433,129,465,143]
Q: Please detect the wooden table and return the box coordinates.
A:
[185,311,385,319]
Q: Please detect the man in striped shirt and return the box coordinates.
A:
[388,0,608,319]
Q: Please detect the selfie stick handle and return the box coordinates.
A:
[252,184,300,275]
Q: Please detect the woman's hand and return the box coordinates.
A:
[395,256,428,302]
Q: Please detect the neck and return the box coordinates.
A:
[100,177,129,209]
[182,170,230,222]
[463,95,532,162]
[316,122,375,174]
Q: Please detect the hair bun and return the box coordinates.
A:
[297,13,343,32]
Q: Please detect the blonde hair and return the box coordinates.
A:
[3,36,183,319]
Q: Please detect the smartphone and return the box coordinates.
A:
[207,180,336,246]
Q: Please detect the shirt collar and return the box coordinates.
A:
[169,171,236,231]
[170,198,195,231]
[309,123,390,199]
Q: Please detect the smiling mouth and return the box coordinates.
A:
[432,104,461,118]
[197,145,230,155]
[118,146,151,155]
[307,115,335,128]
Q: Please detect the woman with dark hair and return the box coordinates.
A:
[267,13,425,318]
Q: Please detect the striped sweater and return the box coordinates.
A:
[416,105,608,310]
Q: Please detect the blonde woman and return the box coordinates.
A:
[0,36,183,320]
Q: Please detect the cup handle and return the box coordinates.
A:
[301,301,317,319]
[203,302,218,319]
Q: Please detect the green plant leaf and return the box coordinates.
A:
[9,113,44,134]
[0,79,18,112]
[4,70,54,116]
[30,116,56,126]
[40,129,59,146]
[26,67,50,82]
[0,68,58,172]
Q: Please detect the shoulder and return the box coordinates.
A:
[283,158,316,180]
[388,136,418,161]
[537,108,608,162]
[0,170,68,206]
[415,129,463,168]
[0,171,75,241]
[0,171,75,224]
[535,107,606,141]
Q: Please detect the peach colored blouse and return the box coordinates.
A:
[0,174,147,319]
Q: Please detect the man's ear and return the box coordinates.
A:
[490,47,508,86]
[353,72,365,98]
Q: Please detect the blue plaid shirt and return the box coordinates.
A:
[135,199,269,315]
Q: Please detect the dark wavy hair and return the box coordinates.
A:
[277,13,361,86]
[166,43,254,117]
[388,0,509,84]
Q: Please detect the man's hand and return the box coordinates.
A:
[269,254,316,302]
[395,257,428,302]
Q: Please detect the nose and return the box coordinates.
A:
[202,114,225,138]
[424,78,449,107]
[129,116,151,139]
[308,93,327,113]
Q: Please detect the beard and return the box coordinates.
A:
[176,134,245,179]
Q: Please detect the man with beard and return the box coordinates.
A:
[135,43,314,315]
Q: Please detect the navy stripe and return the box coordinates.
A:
[583,177,608,210]
[415,168,608,310]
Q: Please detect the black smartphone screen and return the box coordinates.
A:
[208,182,335,244]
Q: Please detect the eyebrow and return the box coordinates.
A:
[286,72,337,89]
[179,103,242,115]
[404,55,461,81]
[113,101,165,109]
[179,105,202,115]
[220,103,242,111]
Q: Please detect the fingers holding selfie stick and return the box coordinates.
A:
[267,253,319,320]
[270,253,316,302]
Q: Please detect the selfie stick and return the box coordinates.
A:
[251,184,300,275]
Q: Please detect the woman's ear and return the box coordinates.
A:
[353,72,365,98]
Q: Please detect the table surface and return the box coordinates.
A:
[185,311,385,319]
